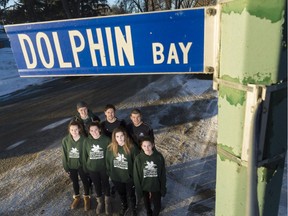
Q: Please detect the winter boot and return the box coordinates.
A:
[83,195,91,211]
[119,195,128,216]
[96,196,104,215]
[70,194,80,209]
[105,196,112,215]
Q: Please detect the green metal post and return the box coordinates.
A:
[215,0,287,216]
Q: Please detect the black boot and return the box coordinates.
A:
[119,195,128,216]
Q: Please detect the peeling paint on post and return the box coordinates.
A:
[216,0,287,215]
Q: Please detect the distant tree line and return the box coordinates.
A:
[0,0,216,24]
[114,0,215,13]
[0,0,111,24]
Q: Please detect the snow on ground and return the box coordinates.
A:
[0,48,54,98]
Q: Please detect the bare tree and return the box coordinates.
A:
[60,0,73,18]
[0,0,9,9]
[59,0,109,18]
[115,0,216,13]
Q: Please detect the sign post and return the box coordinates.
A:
[215,1,287,215]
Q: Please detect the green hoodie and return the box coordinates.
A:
[82,134,111,173]
[133,150,167,198]
[106,145,139,183]
[62,134,86,172]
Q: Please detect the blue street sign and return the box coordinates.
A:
[5,8,212,77]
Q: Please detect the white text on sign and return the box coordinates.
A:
[17,25,193,69]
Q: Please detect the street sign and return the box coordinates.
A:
[5,8,219,77]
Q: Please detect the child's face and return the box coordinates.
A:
[115,132,125,146]
[89,126,100,139]
[69,125,80,138]
[141,141,153,156]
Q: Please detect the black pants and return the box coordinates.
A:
[69,167,90,195]
[143,191,161,216]
[89,170,110,197]
[112,181,136,205]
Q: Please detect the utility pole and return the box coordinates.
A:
[214,0,287,215]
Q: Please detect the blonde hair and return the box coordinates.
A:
[108,127,134,157]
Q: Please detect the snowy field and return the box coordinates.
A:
[0,48,54,99]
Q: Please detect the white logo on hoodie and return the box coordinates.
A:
[69,147,79,158]
[144,161,158,178]
[90,144,104,159]
[114,153,128,170]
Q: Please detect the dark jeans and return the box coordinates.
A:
[143,191,161,216]
[112,180,136,204]
[89,170,110,197]
[69,167,90,195]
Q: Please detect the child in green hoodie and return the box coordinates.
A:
[62,120,91,211]
[133,138,166,216]
[106,127,139,216]
[82,122,112,215]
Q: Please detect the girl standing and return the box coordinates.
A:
[62,120,91,211]
[106,127,139,216]
[82,122,112,215]
[133,138,166,216]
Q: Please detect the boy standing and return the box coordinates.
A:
[73,101,100,137]
[101,104,126,138]
[127,108,154,149]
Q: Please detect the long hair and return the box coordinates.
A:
[108,127,133,157]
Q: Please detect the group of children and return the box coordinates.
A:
[61,101,167,216]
